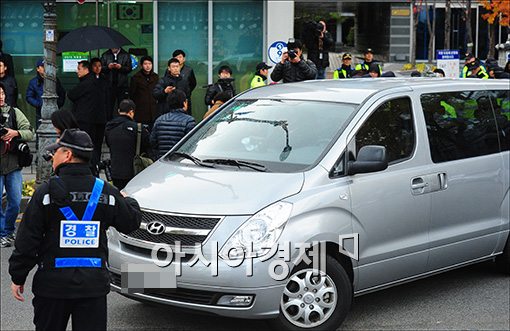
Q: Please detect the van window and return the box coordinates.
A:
[355,97,415,164]
[170,99,358,173]
[487,89,510,152]
[421,91,500,163]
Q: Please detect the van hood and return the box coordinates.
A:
[123,160,304,215]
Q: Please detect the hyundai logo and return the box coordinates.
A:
[146,221,166,235]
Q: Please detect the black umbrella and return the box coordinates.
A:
[57,26,133,53]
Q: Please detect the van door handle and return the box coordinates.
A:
[411,177,428,195]
[438,172,447,190]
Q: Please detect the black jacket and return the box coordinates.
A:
[9,163,142,299]
[204,78,236,106]
[153,73,190,115]
[68,73,102,124]
[0,51,15,77]
[0,75,18,107]
[100,48,132,90]
[105,115,151,180]
[306,31,334,69]
[26,74,66,116]
[180,65,197,95]
[150,109,195,158]
[270,59,318,83]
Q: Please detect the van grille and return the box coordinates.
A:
[123,210,221,246]
[141,210,220,229]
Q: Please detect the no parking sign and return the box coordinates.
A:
[268,41,287,65]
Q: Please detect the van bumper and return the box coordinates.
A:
[107,231,284,319]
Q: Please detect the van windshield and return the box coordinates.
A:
[166,99,358,172]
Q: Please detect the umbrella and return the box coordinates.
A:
[57,26,133,53]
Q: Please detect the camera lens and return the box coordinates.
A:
[17,143,30,153]
[42,151,53,161]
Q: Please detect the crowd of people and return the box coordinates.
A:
[1,28,510,330]
[1,37,510,250]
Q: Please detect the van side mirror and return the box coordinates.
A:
[347,145,388,175]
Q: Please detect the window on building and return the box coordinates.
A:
[355,97,415,164]
[421,91,501,163]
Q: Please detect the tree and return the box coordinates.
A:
[425,1,437,63]
[410,0,422,66]
[479,0,510,57]
[444,0,451,49]
[479,0,510,26]
[465,0,474,54]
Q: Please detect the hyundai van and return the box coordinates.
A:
[108,78,510,330]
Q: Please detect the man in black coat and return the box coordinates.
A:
[153,57,190,116]
[205,65,236,107]
[105,99,151,190]
[101,47,132,121]
[0,39,15,78]
[0,57,18,107]
[270,39,317,83]
[9,128,141,331]
[67,60,104,172]
[172,49,197,114]
[303,20,334,79]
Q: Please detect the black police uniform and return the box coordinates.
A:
[9,162,142,331]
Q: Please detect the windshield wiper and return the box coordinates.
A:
[202,158,267,172]
[171,152,215,168]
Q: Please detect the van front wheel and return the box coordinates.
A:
[272,255,352,330]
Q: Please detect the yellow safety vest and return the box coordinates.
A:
[250,75,266,89]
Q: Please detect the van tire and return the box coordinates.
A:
[269,255,352,330]
[495,235,510,274]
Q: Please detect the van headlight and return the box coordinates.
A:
[219,202,293,260]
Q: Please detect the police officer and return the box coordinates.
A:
[250,62,272,88]
[333,53,353,79]
[464,58,489,79]
[355,48,382,76]
[9,129,142,331]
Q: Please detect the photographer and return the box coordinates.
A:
[0,82,34,248]
[270,39,317,83]
[302,20,334,79]
[205,65,236,107]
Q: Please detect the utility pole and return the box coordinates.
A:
[37,0,59,183]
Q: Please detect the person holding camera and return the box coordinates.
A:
[153,58,190,116]
[270,39,317,83]
[205,65,236,107]
[0,82,34,248]
[303,20,334,79]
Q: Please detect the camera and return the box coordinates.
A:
[288,50,297,60]
[97,159,112,182]
[42,150,54,162]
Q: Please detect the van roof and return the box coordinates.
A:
[241,78,509,104]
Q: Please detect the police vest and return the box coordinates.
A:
[333,68,350,79]
[462,65,489,79]
[440,101,457,119]
[355,62,382,76]
[250,75,266,88]
[41,178,108,270]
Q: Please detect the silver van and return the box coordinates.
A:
[108,79,510,330]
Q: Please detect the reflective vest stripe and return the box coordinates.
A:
[55,257,102,268]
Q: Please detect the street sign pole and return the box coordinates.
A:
[37,0,59,183]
